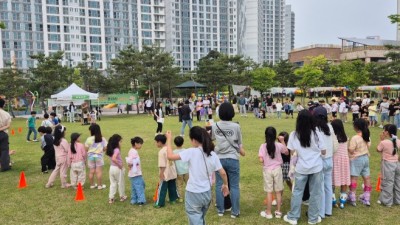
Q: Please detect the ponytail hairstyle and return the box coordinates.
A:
[295,110,316,147]
[265,127,277,159]
[331,119,348,143]
[383,124,398,156]
[278,131,289,145]
[106,134,122,157]
[189,126,214,156]
[353,118,370,143]
[131,136,144,147]
[314,115,330,136]
[53,125,66,146]
[70,133,81,154]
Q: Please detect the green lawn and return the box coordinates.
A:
[0,113,396,225]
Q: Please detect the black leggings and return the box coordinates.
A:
[197,111,201,121]
[156,122,163,133]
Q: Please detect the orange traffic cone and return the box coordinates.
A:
[75,182,85,201]
[376,173,381,192]
[18,171,27,189]
[18,127,22,133]
[153,182,160,202]
[11,129,15,136]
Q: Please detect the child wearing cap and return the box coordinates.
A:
[68,133,87,188]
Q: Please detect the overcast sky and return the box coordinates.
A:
[286,0,398,48]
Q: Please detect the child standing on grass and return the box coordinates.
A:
[106,134,127,204]
[331,119,350,209]
[46,125,70,188]
[377,124,400,207]
[38,126,55,173]
[279,132,292,194]
[41,113,53,128]
[368,101,377,127]
[127,137,146,206]
[275,100,283,119]
[154,134,178,208]
[259,126,289,219]
[27,111,38,142]
[173,136,189,203]
[348,118,371,206]
[68,133,87,188]
[85,124,107,190]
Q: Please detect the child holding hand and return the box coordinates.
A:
[127,137,146,206]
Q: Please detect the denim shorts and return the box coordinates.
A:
[369,116,377,122]
[381,113,389,122]
[350,154,370,177]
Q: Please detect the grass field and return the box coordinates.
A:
[0,113,396,225]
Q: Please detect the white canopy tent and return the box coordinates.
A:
[51,83,99,101]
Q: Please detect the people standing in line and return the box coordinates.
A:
[154,134,178,208]
[377,124,400,207]
[106,134,127,203]
[238,94,247,117]
[331,119,350,209]
[253,96,260,118]
[38,126,55,174]
[68,133,87,188]
[211,102,245,219]
[68,102,76,122]
[259,127,289,219]
[26,111,38,142]
[195,97,203,122]
[379,96,390,128]
[85,124,108,190]
[180,100,193,137]
[165,127,229,225]
[154,102,164,135]
[127,137,146,206]
[275,99,283,119]
[313,106,338,219]
[348,118,371,206]
[46,125,70,188]
[283,110,326,225]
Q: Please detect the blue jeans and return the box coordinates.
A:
[216,158,240,216]
[185,190,211,225]
[320,158,333,217]
[130,176,146,204]
[27,127,37,141]
[395,114,400,128]
[180,119,193,135]
[253,107,259,117]
[287,171,322,223]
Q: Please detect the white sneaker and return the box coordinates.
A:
[308,216,322,224]
[283,215,297,225]
[272,199,277,206]
[218,213,223,217]
[302,200,309,206]
[260,211,273,219]
[379,125,384,128]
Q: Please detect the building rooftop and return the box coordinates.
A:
[291,44,341,53]
[339,37,400,46]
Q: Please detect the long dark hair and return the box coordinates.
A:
[265,127,277,159]
[89,124,102,143]
[156,101,162,109]
[314,115,330,136]
[295,110,315,147]
[106,134,122,157]
[53,125,66,146]
[383,124,398,156]
[189,126,214,156]
[331,119,348,143]
[70,133,81,154]
[353,118,370,142]
[278,131,289,145]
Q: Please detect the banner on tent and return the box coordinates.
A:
[72,95,90,100]
[98,94,139,105]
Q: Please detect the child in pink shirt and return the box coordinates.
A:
[46,125,70,188]
[259,127,289,219]
[377,124,400,207]
[68,133,87,188]
[106,134,127,203]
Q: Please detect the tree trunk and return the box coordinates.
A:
[8,99,15,118]
[41,99,47,114]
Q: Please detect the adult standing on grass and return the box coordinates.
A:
[85,124,108,190]
[212,102,245,219]
[0,98,12,172]
[165,128,230,225]
[238,94,247,117]
[154,102,164,135]
[180,100,193,137]
[253,95,260,118]
[283,110,326,225]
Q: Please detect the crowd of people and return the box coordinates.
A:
[2,92,400,225]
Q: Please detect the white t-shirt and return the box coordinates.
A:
[323,104,332,114]
[318,124,337,158]
[275,103,283,111]
[41,119,53,127]
[145,100,153,107]
[179,148,222,193]
[361,98,370,107]
[380,102,389,114]
[331,103,338,112]
[287,130,326,174]
[339,102,347,113]
[351,104,359,114]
